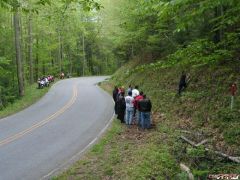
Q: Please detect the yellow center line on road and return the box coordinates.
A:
[0,85,78,147]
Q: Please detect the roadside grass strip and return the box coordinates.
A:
[0,84,50,119]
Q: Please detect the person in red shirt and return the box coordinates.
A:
[134,91,144,126]
[230,83,237,96]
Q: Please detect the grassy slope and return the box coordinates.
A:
[111,60,240,176]
[55,59,240,179]
[0,83,51,118]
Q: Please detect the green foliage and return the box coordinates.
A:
[111,55,240,178]
[187,146,206,159]
[216,108,240,123]
[223,127,240,145]
[0,0,117,109]
[192,169,209,178]
[214,108,240,145]
[128,144,178,179]
[0,83,49,118]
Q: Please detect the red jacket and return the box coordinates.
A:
[134,95,143,110]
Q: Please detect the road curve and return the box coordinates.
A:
[0,76,114,180]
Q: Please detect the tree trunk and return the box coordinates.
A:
[82,34,86,76]
[13,9,24,96]
[58,31,63,72]
[19,14,25,87]
[35,36,39,81]
[214,3,224,43]
[28,14,34,84]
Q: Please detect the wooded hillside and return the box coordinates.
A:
[0,0,117,109]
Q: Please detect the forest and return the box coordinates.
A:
[1,0,240,109]
[0,0,117,109]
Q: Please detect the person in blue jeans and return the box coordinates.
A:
[125,91,134,126]
[138,95,152,129]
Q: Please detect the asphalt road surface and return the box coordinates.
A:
[0,77,114,180]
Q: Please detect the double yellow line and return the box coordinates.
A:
[0,85,78,147]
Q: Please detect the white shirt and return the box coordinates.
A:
[132,89,139,98]
[125,96,134,108]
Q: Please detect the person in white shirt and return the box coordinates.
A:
[125,91,134,126]
[44,77,49,87]
[132,85,139,98]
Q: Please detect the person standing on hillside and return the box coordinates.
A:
[132,85,140,117]
[113,86,119,114]
[127,85,132,95]
[139,95,152,129]
[125,91,134,126]
[134,91,144,126]
[117,91,126,123]
[178,71,190,95]
[132,85,139,98]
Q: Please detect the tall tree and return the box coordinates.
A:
[13,8,24,96]
[28,13,34,84]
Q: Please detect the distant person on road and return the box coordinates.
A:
[113,86,119,114]
[134,91,144,126]
[178,71,190,95]
[67,73,71,78]
[60,72,65,79]
[139,95,152,129]
[116,91,126,123]
[125,91,134,126]
[44,77,49,87]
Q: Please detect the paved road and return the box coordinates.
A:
[0,77,114,180]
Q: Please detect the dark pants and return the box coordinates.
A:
[117,110,125,123]
[140,112,151,129]
[114,101,117,114]
[178,83,187,95]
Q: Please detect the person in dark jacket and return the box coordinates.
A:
[178,71,187,95]
[113,86,119,114]
[117,91,126,123]
[138,95,152,129]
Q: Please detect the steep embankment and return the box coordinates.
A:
[110,58,240,177]
[55,59,239,180]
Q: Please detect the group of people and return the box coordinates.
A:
[113,85,152,129]
[37,75,54,89]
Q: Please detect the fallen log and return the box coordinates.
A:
[180,135,208,147]
[196,139,208,146]
[205,148,240,163]
[180,135,240,163]
[180,163,194,180]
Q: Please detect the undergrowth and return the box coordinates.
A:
[111,58,240,178]
[0,83,50,118]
